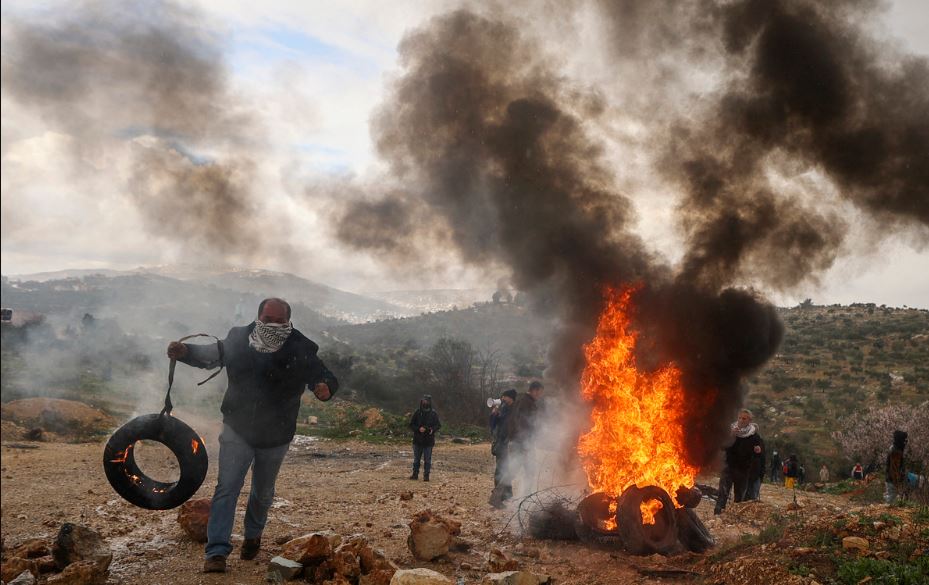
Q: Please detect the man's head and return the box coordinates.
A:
[892,430,908,450]
[502,388,517,405]
[420,394,433,410]
[258,298,291,324]
[528,381,544,400]
[737,409,753,428]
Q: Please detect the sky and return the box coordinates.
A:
[1,0,927,308]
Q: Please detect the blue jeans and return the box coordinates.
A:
[412,443,433,476]
[205,424,290,558]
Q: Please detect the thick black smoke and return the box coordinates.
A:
[336,2,926,468]
[1,0,269,257]
[662,0,928,290]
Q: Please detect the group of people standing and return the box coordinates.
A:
[487,381,544,508]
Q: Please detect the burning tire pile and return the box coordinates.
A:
[528,485,713,556]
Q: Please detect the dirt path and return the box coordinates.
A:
[0,432,915,585]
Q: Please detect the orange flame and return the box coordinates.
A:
[191,439,200,454]
[604,500,619,531]
[577,287,698,506]
[110,444,133,464]
[640,498,663,525]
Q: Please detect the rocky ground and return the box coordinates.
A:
[1,416,927,585]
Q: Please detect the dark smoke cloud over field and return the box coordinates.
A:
[2,0,269,257]
[336,1,927,467]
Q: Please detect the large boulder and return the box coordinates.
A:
[389,568,453,585]
[51,524,111,573]
[176,498,211,542]
[407,510,461,561]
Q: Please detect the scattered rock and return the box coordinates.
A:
[306,416,319,425]
[46,560,106,585]
[11,539,50,559]
[275,534,296,546]
[486,548,519,572]
[389,568,453,585]
[451,437,469,444]
[268,556,303,581]
[8,570,36,585]
[842,536,869,552]
[51,524,112,573]
[786,502,801,512]
[481,571,552,585]
[176,498,211,543]
[399,492,414,501]
[407,510,461,561]
[281,532,341,564]
[1,559,37,583]
[449,536,473,552]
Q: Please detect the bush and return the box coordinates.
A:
[836,557,929,585]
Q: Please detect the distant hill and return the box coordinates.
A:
[3,265,412,324]
[363,288,496,314]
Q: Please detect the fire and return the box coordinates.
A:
[191,439,200,454]
[603,500,618,531]
[110,445,133,464]
[577,287,698,506]
[640,498,663,525]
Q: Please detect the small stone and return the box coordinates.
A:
[281,532,341,564]
[400,492,414,501]
[407,510,460,561]
[786,502,801,511]
[176,498,211,543]
[460,562,472,570]
[275,534,295,546]
[46,560,106,585]
[481,571,552,585]
[486,549,519,572]
[872,521,886,530]
[842,536,869,552]
[389,568,453,585]
[268,556,303,580]
[2,556,39,581]
[7,570,36,585]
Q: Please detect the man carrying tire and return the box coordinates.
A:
[167,297,338,573]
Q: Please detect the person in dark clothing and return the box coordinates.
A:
[714,409,763,514]
[748,435,765,500]
[769,451,781,483]
[783,454,800,489]
[488,388,517,507]
[501,381,544,496]
[884,430,908,504]
[409,395,441,481]
[167,297,338,574]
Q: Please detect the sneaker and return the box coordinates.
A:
[240,537,261,560]
[203,555,227,573]
[423,474,430,482]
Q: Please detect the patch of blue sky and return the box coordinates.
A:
[296,142,357,175]
[227,23,382,78]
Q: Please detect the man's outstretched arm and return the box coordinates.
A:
[167,340,223,370]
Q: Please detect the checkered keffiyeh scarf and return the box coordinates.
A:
[248,320,293,353]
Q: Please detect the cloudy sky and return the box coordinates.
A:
[1,0,927,307]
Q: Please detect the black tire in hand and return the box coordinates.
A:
[103,414,208,510]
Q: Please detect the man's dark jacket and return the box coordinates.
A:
[181,323,338,448]
[725,431,763,476]
[409,408,441,447]
[504,393,538,445]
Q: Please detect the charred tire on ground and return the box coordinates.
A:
[616,485,680,555]
[103,414,208,510]
[675,507,714,552]
[574,492,623,547]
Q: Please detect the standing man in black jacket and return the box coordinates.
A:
[714,409,763,514]
[167,297,338,573]
[409,395,441,481]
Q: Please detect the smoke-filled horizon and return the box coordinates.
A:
[2,0,928,468]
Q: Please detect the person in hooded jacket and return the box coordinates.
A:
[714,409,763,513]
[409,395,441,481]
[168,297,338,574]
